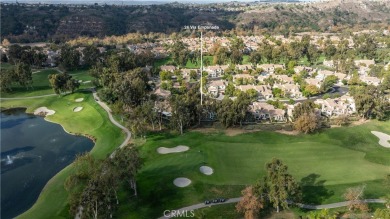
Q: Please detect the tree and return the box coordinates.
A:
[307,44,320,64]
[171,41,189,67]
[64,153,101,216]
[246,88,258,100]
[10,62,33,89]
[80,173,118,219]
[292,101,316,120]
[373,208,390,219]
[83,45,100,67]
[306,209,336,219]
[225,83,236,97]
[272,88,282,98]
[59,45,81,71]
[324,42,336,59]
[236,186,264,219]
[170,94,191,135]
[213,46,229,65]
[350,85,388,120]
[260,158,301,213]
[231,49,243,64]
[7,44,24,64]
[111,146,142,197]
[320,75,338,93]
[48,72,80,94]
[0,69,13,92]
[217,98,235,127]
[343,185,369,212]
[304,85,319,97]
[116,68,150,107]
[249,50,262,64]
[294,113,320,134]
[334,115,349,126]
[160,70,172,81]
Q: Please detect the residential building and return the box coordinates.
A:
[305,78,322,88]
[237,85,273,100]
[160,65,176,72]
[249,102,286,122]
[257,64,285,74]
[207,80,226,97]
[360,76,381,86]
[273,84,303,98]
[315,95,356,117]
[205,65,229,78]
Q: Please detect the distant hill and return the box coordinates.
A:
[1,0,389,43]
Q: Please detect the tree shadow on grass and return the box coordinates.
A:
[300,174,334,206]
[133,165,187,218]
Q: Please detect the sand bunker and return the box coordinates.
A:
[371,131,390,148]
[157,145,189,154]
[173,177,191,187]
[75,98,84,102]
[73,107,83,112]
[199,166,214,175]
[34,107,55,116]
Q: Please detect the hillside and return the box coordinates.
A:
[1,0,389,43]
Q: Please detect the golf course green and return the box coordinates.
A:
[1,67,389,218]
[121,121,390,218]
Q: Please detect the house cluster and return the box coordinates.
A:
[323,59,382,86]
[246,93,357,123]
[315,95,356,117]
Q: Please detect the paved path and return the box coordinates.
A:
[74,90,132,219]
[91,90,132,156]
[158,198,385,219]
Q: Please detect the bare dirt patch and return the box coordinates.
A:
[275,130,300,136]
[75,98,84,102]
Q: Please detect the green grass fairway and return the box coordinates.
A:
[1,92,125,219]
[1,68,93,98]
[1,69,58,98]
[122,121,390,218]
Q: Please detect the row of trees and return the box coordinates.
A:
[0,62,33,92]
[236,158,301,218]
[65,146,141,219]
[236,159,390,219]
[6,44,47,67]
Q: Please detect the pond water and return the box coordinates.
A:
[1,108,94,219]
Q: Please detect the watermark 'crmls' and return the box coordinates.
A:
[163,210,195,218]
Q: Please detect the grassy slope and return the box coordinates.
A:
[1,92,125,219]
[120,121,390,218]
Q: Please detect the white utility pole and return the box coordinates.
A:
[200,31,203,105]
